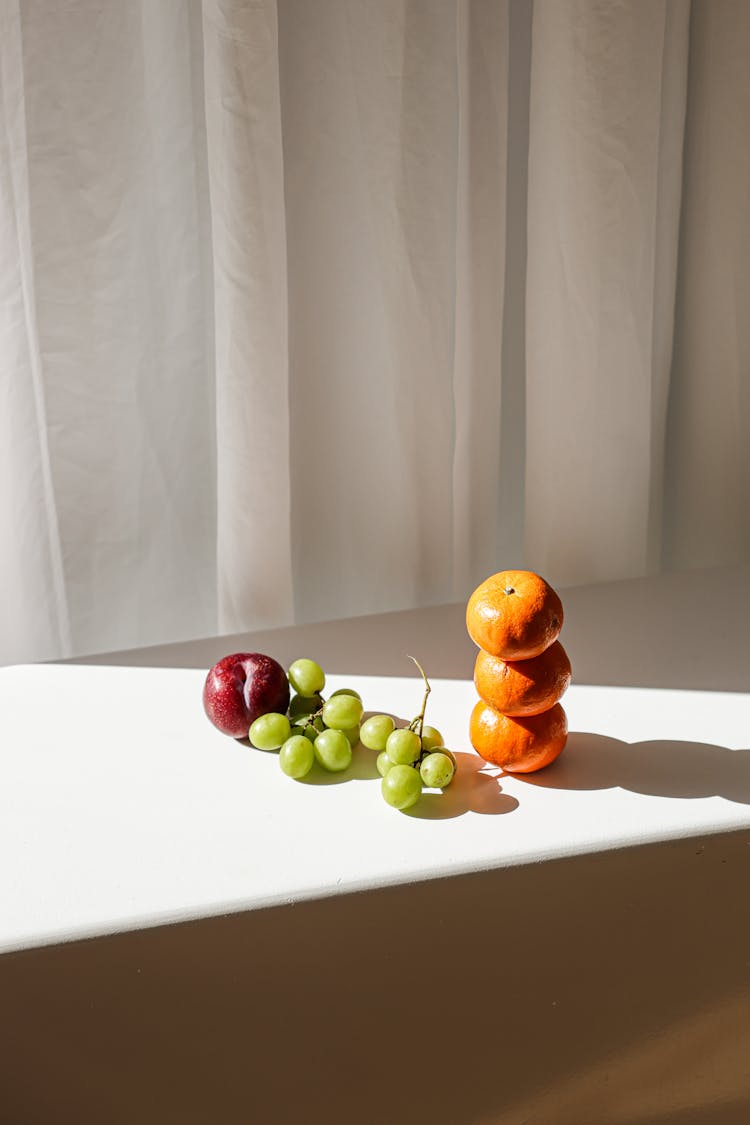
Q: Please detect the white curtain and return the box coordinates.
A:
[1,0,748,666]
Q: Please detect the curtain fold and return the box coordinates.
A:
[2,0,216,664]
[525,0,690,586]
[203,0,294,635]
[278,0,462,623]
[1,0,749,666]
[452,0,514,599]
[1,0,72,663]
[664,0,750,570]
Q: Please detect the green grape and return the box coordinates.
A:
[360,714,395,751]
[328,687,362,702]
[420,725,444,752]
[381,764,422,810]
[342,725,360,748]
[420,751,455,789]
[279,735,315,779]
[288,658,326,697]
[376,750,393,777]
[314,728,352,772]
[249,712,291,751]
[385,728,422,766]
[288,692,323,720]
[436,746,456,769]
[322,694,363,731]
[299,715,325,743]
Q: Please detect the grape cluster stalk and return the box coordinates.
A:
[371,657,456,809]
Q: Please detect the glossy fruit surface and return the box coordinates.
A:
[469,699,567,773]
[381,765,422,810]
[322,694,363,731]
[466,570,563,660]
[419,725,444,752]
[385,728,421,766]
[279,735,315,779]
[376,751,393,777]
[203,653,290,738]
[288,659,326,697]
[474,641,571,717]
[313,728,352,772]
[420,752,455,788]
[249,712,291,751]
[360,714,395,751]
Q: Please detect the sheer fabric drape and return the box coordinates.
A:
[1,0,748,665]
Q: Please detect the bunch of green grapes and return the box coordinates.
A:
[248,658,364,779]
[362,657,456,810]
[248,656,457,806]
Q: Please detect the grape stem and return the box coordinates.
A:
[406,655,431,742]
[296,699,326,731]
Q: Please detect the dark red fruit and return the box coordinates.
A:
[203,653,290,738]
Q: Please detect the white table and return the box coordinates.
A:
[2,566,749,1124]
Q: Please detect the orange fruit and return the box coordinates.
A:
[469,699,568,773]
[474,641,571,717]
[466,570,563,660]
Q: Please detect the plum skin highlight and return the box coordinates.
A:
[203,652,290,738]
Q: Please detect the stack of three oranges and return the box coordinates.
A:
[467,570,571,773]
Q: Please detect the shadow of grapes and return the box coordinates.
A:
[298,745,381,785]
[290,713,520,816]
[403,751,519,819]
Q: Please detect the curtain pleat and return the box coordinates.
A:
[525,0,690,586]
[203,0,293,634]
[0,1,72,663]
[664,0,750,570]
[2,0,216,663]
[452,0,513,599]
[1,0,749,665]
